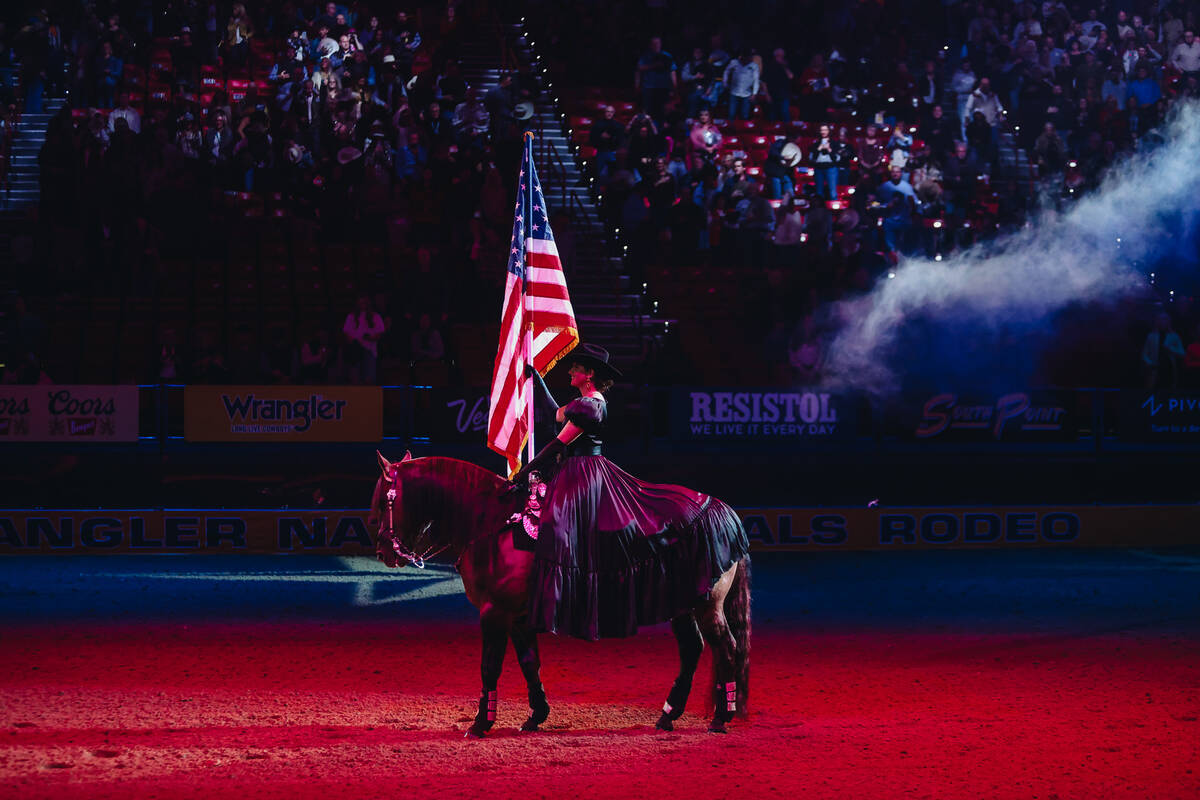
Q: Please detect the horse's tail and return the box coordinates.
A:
[724,556,751,718]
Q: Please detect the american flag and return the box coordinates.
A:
[487,134,579,477]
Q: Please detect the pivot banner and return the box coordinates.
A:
[0,385,139,442]
[185,386,382,442]
[1120,391,1200,440]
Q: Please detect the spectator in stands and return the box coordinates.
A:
[763,137,795,200]
[950,61,977,137]
[588,105,623,179]
[108,91,141,134]
[156,329,181,382]
[762,48,794,122]
[887,125,914,170]
[223,3,255,71]
[965,77,1004,128]
[798,53,831,118]
[1101,67,1128,107]
[1182,323,1200,388]
[176,113,202,159]
[681,46,713,117]
[410,312,445,362]
[484,72,518,143]
[311,24,339,62]
[917,59,941,111]
[808,124,847,201]
[771,192,806,267]
[453,88,490,138]
[736,181,775,269]
[875,165,916,252]
[313,57,340,98]
[720,156,751,202]
[965,110,995,167]
[856,124,886,176]
[204,111,234,168]
[1142,311,1185,390]
[299,327,333,384]
[1127,65,1161,107]
[635,36,677,120]
[1171,30,1200,79]
[343,293,385,385]
[723,50,760,120]
[1034,121,1067,173]
[687,107,721,162]
[421,100,453,145]
[95,40,121,109]
[924,104,956,159]
[626,113,665,182]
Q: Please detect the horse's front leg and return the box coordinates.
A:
[467,606,509,739]
[510,623,550,732]
[655,613,705,731]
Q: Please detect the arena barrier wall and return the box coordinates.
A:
[1,506,1196,554]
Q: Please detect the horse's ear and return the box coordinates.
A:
[402,450,413,462]
[376,450,392,479]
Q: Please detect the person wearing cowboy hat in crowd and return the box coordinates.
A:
[510,345,743,640]
[763,137,800,199]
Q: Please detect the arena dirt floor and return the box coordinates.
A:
[1,549,1198,799]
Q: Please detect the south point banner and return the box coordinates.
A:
[3,506,1197,554]
[185,386,383,442]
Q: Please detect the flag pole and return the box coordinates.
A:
[523,131,537,465]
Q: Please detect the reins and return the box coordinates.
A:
[377,461,517,571]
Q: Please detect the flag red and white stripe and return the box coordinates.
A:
[487,135,579,477]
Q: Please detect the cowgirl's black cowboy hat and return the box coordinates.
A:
[567,343,622,380]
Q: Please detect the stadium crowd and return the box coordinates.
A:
[1,0,1198,391]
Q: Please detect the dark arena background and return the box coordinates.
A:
[2,0,1200,798]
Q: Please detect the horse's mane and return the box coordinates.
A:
[398,456,509,494]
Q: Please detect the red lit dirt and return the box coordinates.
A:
[2,621,1197,798]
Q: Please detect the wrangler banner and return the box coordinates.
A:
[2,505,1197,554]
[184,386,383,442]
[0,385,139,442]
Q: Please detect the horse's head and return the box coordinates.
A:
[372,451,515,569]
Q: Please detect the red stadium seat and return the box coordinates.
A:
[200,65,221,89]
[123,64,147,88]
[228,79,250,103]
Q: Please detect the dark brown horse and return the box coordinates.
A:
[369,451,751,737]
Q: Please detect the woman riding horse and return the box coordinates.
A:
[372,344,750,735]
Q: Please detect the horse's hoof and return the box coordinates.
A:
[707,720,728,734]
[523,701,549,731]
[465,723,488,739]
[654,714,674,732]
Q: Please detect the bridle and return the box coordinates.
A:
[378,482,449,569]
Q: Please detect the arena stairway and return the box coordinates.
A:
[455,23,662,375]
[1,97,64,213]
[939,75,1034,194]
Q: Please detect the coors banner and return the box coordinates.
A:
[0,386,139,442]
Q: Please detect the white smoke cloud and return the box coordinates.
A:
[823,100,1200,396]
